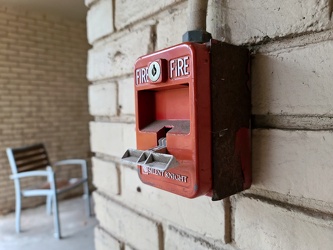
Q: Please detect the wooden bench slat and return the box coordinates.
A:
[18,162,50,173]
[12,144,45,154]
[16,157,49,169]
[10,143,51,172]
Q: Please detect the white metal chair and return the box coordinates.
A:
[6,143,91,239]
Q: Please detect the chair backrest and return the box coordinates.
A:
[7,144,51,174]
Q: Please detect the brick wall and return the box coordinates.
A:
[86,0,333,249]
[0,6,91,213]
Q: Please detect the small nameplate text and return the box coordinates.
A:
[142,166,188,183]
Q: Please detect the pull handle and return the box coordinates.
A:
[121,137,178,171]
[141,152,178,171]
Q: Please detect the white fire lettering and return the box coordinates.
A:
[135,67,149,85]
[170,60,175,78]
[183,56,189,75]
[169,56,190,79]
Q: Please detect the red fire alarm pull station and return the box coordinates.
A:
[122,40,251,200]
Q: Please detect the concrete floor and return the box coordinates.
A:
[0,197,98,250]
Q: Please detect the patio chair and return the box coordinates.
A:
[6,143,91,239]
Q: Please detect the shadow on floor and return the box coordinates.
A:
[0,197,98,250]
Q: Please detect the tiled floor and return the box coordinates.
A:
[0,197,98,250]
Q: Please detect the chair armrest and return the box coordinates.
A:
[53,159,88,179]
[9,167,54,180]
[10,167,58,192]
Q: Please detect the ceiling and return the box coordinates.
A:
[0,0,87,21]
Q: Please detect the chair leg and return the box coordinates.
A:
[52,194,61,239]
[83,181,91,217]
[46,194,53,215]
[15,192,21,233]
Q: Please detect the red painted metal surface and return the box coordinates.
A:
[134,43,211,198]
[132,40,252,200]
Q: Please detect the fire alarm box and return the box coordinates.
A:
[122,40,251,200]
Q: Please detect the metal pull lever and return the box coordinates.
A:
[121,138,178,171]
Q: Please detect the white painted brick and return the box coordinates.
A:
[90,122,136,157]
[115,0,183,30]
[87,26,151,81]
[95,226,122,250]
[92,157,120,195]
[235,197,333,250]
[119,165,226,242]
[94,192,161,250]
[165,225,227,250]
[124,245,136,250]
[253,129,333,203]
[156,3,187,50]
[253,41,333,115]
[89,82,117,116]
[85,0,98,7]
[87,0,113,44]
[118,78,135,115]
[220,0,332,44]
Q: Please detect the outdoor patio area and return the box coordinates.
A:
[0,196,97,250]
